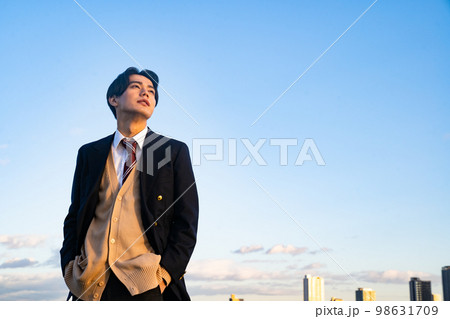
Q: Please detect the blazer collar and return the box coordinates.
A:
[93,133,114,152]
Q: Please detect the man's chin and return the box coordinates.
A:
[132,107,154,118]
[118,111,153,123]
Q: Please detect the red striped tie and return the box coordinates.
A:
[121,138,137,185]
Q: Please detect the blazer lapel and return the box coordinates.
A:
[139,129,169,226]
[77,133,114,244]
[89,133,115,190]
[139,129,159,192]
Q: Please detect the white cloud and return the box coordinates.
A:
[187,259,292,281]
[0,258,38,269]
[0,272,67,301]
[266,244,307,256]
[314,269,440,286]
[189,281,301,298]
[0,235,47,249]
[186,260,303,298]
[309,247,333,255]
[42,249,60,268]
[285,264,300,270]
[0,144,8,149]
[315,272,350,284]
[353,269,438,284]
[243,259,288,264]
[301,263,325,271]
[233,245,264,254]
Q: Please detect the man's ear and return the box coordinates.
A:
[109,96,118,107]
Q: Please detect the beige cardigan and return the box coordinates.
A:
[64,151,171,301]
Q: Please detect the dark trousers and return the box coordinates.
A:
[73,271,163,301]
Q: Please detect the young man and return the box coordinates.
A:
[60,67,199,301]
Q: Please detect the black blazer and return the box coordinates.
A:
[60,129,199,300]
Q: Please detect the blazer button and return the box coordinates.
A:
[157,195,163,201]
[154,222,158,226]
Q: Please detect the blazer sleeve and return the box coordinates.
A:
[60,147,84,276]
[160,142,199,282]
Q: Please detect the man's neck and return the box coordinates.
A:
[117,120,147,137]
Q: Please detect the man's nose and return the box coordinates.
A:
[140,88,149,97]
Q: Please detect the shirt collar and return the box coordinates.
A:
[112,126,149,151]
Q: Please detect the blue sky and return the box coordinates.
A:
[0,0,449,301]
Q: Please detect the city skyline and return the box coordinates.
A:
[297,270,448,301]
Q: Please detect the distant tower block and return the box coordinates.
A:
[409,277,432,301]
[303,274,324,301]
[355,288,376,301]
[442,266,450,301]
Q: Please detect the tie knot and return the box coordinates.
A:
[121,138,137,153]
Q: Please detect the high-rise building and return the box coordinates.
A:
[409,277,432,301]
[303,274,324,301]
[442,266,450,301]
[355,288,376,301]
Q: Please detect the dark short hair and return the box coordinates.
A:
[106,67,159,118]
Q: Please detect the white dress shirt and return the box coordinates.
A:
[111,127,148,188]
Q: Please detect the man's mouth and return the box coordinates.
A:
[137,99,150,107]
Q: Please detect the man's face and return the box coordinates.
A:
[110,74,157,121]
